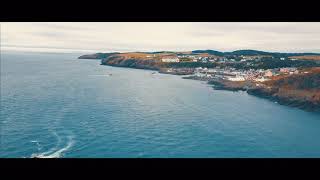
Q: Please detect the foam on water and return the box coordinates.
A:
[31,140,42,151]
[32,138,74,158]
[31,132,74,158]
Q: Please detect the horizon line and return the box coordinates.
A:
[3,45,320,54]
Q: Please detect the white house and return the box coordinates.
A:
[228,76,245,81]
[264,70,275,77]
[255,77,269,82]
[207,68,216,73]
[280,67,297,73]
[194,72,206,77]
[146,54,156,58]
[161,57,180,63]
[290,70,299,75]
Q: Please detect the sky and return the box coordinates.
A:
[2,22,320,53]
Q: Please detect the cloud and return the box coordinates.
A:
[2,22,320,53]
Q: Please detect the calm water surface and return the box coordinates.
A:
[1,51,320,158]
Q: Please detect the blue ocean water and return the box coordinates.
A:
[1,51,320,158]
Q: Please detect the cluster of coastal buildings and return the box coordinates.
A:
[161,55,277,63]
[161,55,227,63]
[162,66,308,82]
[159,54,310,82]
[194,67,304,82]
[160,54,300,63]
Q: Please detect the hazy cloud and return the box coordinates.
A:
[2,22,320,53]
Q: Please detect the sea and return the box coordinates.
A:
[1,51,320,158]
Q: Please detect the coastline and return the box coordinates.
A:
[100,58,194,75]
[102,62,320,112]
[79,54,320,113]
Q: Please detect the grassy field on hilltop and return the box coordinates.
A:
[289,55,320,61]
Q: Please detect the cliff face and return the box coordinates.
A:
[260,69,320,111]
[208,69,320,112]
[207,68,320,112]
[100,55,195,75]
[247,88,320,112]
[101,55,162,70]
[265,69,320,90]
[209,80,251,91]
[78,53,119,59]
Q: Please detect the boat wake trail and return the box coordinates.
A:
[30,100,76,158]
[31,132,74,158]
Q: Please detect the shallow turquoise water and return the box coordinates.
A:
[1,51,320,158]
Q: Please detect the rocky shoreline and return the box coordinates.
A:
[246,88,320,112]
[204,78,320,112]
[102,61,320,112]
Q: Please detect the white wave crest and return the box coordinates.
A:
[31,135,74,158]
[31,140,42,151]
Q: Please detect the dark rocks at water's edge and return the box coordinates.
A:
[182,75,212,81]
[78,54,99,59]
[208,80,247,91]
[206,78,320,112]
[247,88,320,112]
[208,78,258,92]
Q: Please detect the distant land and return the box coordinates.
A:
[79,49,320,59]
[79,49,320,112]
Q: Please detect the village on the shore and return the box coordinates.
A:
[80,50,319,85]
[159,54,310,83]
